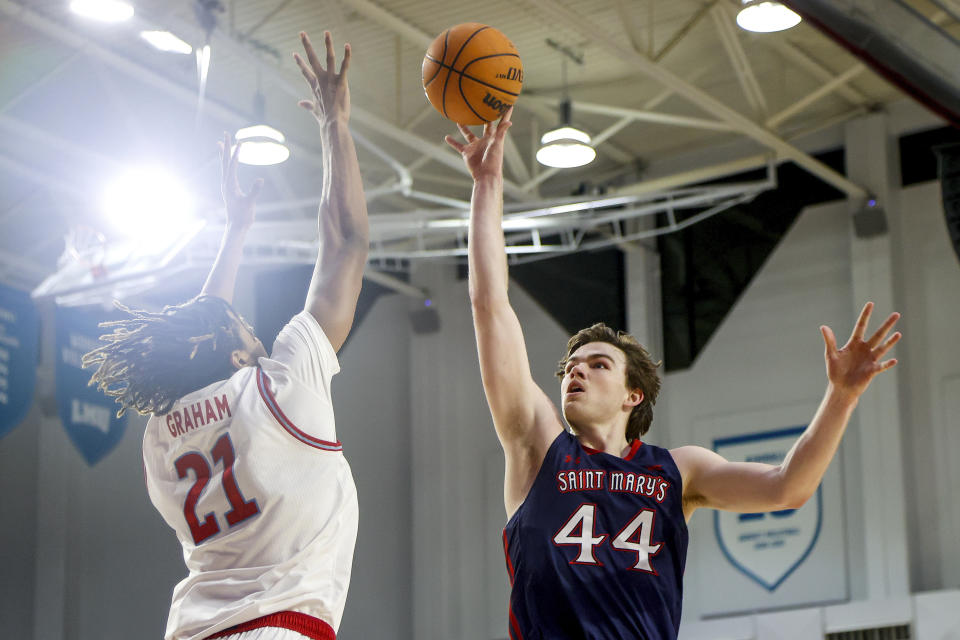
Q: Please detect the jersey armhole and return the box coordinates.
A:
[505,430,568,527]
[256,367,343,452]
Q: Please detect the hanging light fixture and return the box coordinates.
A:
[736,1,802,33]
[69,0,134,22]
[537,48,595,169]
[235,90,289,166]
[536,99,596,169]
[140,30,194,55]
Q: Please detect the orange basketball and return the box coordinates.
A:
[422,23,523,125]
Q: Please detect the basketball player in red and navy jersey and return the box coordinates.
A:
[446,108,902,639]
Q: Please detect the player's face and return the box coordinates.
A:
[560,341,636,427]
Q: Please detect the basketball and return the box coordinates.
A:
[422,23,523,125]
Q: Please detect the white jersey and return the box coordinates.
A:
[143,311,358,640]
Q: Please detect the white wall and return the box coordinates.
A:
[659,200,854,622]
[895,181,960,592]
[408,262,569,640]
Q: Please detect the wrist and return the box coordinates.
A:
[473,174,502,189]
[319,116,350,136]
[224,221,252,235]
[825,383,860,408]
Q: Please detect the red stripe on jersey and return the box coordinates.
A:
[581,439,644,459]
[205,610,335,639]
[624,439,644,461]
[257,368,342,451]
[502,528,516,586]
[508,605,525,640]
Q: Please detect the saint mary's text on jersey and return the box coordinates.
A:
[165,394,232,437]
[556,469,670,503]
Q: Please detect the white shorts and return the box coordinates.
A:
[215,630,316,640]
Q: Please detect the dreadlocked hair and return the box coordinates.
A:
[82,295,249,417]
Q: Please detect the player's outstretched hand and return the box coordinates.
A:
[820,302,901,398]
[445,106,513,182]
[218,132,263,230]
[294,31,351,126]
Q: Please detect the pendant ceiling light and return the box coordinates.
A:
[236,91,289,166]
[536,99,596,169]
[736,1,802,33]
[536,48,595,169]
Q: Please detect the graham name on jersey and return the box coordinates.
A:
[556,469,670,503]
[165,395,232,437]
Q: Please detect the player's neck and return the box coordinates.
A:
[572,421,631,457]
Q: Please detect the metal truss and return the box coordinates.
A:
[29,162,774,305]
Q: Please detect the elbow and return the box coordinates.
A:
[778,484,814,510]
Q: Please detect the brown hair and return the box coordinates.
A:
[556,323,662,440]
[82,296,248,417]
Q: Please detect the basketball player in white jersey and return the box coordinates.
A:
[83,32,366,640]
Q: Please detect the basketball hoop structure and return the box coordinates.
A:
[63,225,109,280]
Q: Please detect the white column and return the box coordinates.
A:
[843,113,910,598]
[32,305,68,640]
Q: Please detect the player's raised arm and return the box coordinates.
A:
[294,31,369,352]
[446,108,563,508]
[674,302,901,520]
[200,133,264,304]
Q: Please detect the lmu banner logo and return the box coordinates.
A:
[712,427,822,591]
[56,305,126,466]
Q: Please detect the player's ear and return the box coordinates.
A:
[230,349,252,370]
[624,388,644,408]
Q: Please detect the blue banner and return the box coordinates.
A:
[56,305,126,466]
[0,284,40,438]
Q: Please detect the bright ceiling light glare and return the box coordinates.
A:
[140,31,193,55]
[536,127,597,169]
[69,0,134,22]
[235,125,290,166]
[736,1,802,33]
[102,168,196,244]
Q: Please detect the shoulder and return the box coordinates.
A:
[669,445,723,484]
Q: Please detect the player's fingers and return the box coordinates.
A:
[878,358,898,372]
[496,120,513,141]
[444,134,465,154]
[867,312,900,348]
[483,121,493,139]
[293,53,319,90]
[300,32,325,74]
[219,134,229,177]
[874,331,901,359]
[339,43,351,76]
[851,301,874,341]
[501,105,514,124]
[248,177,264,200]
[821,325,838,356]
[298,100,315,111]
[324,31,336,73]
[456,123,476,141]
[229,140,243,182]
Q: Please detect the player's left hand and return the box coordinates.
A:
[294,31,351,126]
[821,302,901,398]
[218,132,263,230]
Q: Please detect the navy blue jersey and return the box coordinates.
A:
[503,431,688,640]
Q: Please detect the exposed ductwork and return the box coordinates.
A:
[782,0,960,128]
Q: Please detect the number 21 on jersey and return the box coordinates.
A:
[553,503,663,573]
[174,432,260,544]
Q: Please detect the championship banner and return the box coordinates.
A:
[0,284,39,438]
[55,305,126,465]
[696,422,847,615]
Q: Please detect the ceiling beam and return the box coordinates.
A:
[710,4,768,116]
[524,0,867,199]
